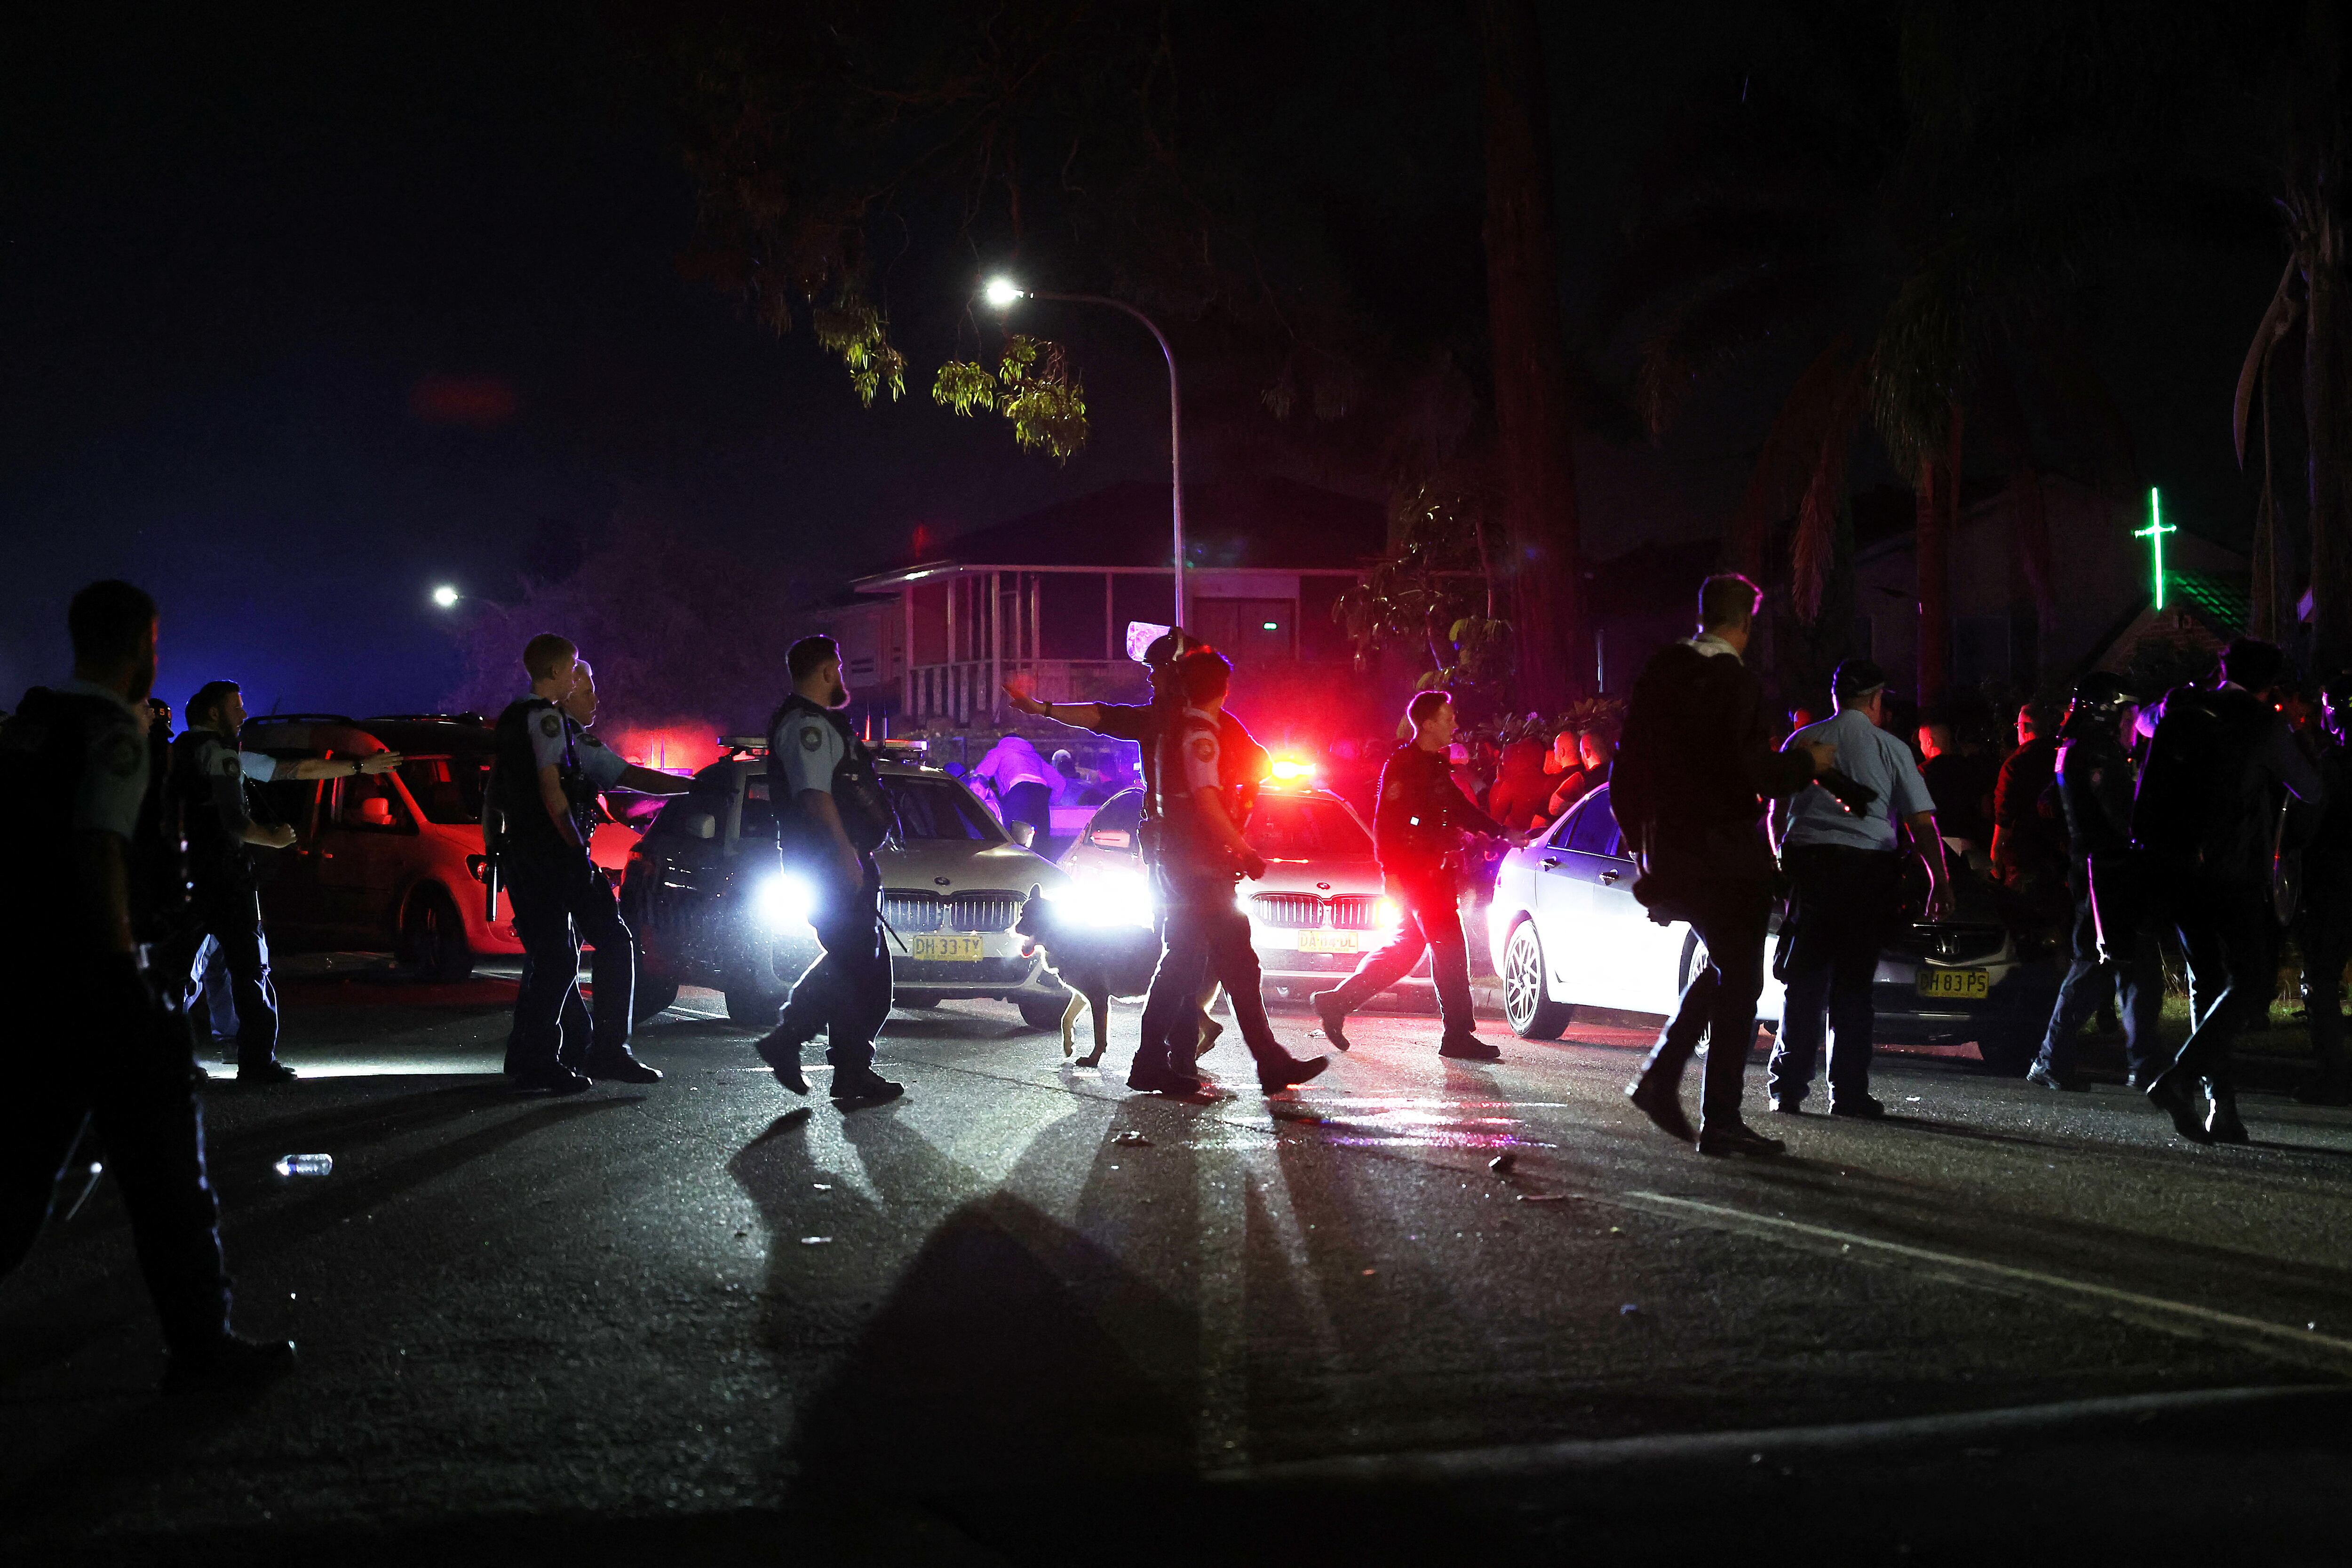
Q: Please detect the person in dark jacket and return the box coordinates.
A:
[2134,638,2323,1142]
[1312,689,1526,1060]
[2293,678,2352,1105]
[1613,574,1835,1156]
[2028,674,2164,1090]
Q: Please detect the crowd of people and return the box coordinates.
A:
[11,565,2351,1392]
[1613,570,2347,1156]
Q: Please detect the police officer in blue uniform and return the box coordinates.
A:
[162,680,405,1083]
[1130,648,1327,1094]
[491,634,676,1091]
[0,581,293,1393]
[750,635,904,1105]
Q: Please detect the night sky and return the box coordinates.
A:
[0,2,2283,716]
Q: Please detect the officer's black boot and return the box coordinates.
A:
[2204,1079,2250,1144]
[753,1027,810,1095]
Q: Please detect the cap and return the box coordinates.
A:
[1141,629,1206,667]
[1832,658,1887,703]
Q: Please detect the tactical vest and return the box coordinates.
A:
[0,685,188,948]
[769,694,895,857]
[1152,710,1243,879]
[492,697,585,861]
[170,730,256,892]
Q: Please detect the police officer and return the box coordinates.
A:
[1128,649,1327,1094]
[0,581,293,1393]
[1766,659,1952,1116]
[490,634,664,1091]
[2133,637,2323,1143]
[1004,638,1326,1091]
[162,680,405,1083]
[504,658,691,1073]
[2028,674,2166,1091]
[750,635,903,1105]
[1312,688,1525,1062]
[2293,678,2352,1105]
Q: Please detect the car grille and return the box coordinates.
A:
[1328,895,1380,930]
[1251,893,1327,929]
[949,893,1019,932]
[1890,923,2007,966]
[882,893,943,932]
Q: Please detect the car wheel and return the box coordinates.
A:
[398,884,474,982]
[633,971,682,1023]
[724,986,782,1029]
[1016,995,1068,1032]
[1976,1022,2039,1076]
[1502,920,1572,1041]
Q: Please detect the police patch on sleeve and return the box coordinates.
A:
[539,713,562,739]
[1191,737,1216,763]
[801,727,824,751]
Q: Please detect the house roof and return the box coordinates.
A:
[858,477,1385,583]
[2169,569,2250,632]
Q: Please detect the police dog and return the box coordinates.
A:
[1014,884,1218,1067]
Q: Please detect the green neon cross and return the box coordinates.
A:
[2134,486,2176,611]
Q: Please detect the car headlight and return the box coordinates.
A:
[755,869,818,933]
[1046,871,1155,929]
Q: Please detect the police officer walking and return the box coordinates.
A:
[750,635,904,1105]
[1766,659,1952,1116]
[1129,649,1327,1093]
[1004,633,1325,1091]
[0,581,293,1392]
[2027,674,2166,1091]
[2133,638,2322,1143]
[490,634,669,1092]
[1312,688,1525,1062]
[162,679,405,1083]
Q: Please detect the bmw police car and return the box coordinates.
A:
[620,738,1073,1028]
[1058,760,1430,1003]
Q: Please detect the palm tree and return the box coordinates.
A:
[1610,2,2152,706]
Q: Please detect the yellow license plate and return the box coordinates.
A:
[1916,967,1989,1000]
[907,935,985,963]
[1294,930,1362,953]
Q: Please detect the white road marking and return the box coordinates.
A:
[1623,1191,2352,1373]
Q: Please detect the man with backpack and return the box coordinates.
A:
[2132,638,2322,1143]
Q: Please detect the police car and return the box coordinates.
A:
[1486,783,2060,1071]
[620,738,1073,1027]
[1058,763,1430,1004]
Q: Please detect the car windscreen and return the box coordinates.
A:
[397,756,489,825]
[1248,796,1374,859]
[884,776,1003,842]
[1562,787,1622,857]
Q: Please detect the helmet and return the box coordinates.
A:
[1141,629,1206,668]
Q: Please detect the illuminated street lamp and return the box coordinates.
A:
[984,275,1186,631]
[431,584,461,609]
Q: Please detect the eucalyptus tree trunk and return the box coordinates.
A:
[2308,217,2352,669]
[1476,0,1582,707]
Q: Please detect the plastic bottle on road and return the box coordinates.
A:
[273,1154,333,1178]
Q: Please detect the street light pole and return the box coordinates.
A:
[985,282,1184,631]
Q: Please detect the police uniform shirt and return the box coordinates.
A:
[773,707,847,800]
[571,726,629,790]
[1775,707,1933,853]
[59,677,150,840]
[187,732,260,840]
[236,750,280,782]
[526,702,573,775]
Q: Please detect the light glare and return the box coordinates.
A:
[756,870,819,933]
[983,276,1024,309]
[431,584,461,608]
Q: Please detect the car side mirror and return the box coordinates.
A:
[682,812,716,841]
[1007,821,1036,849]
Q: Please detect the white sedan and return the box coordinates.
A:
[1486,784,2058,1071]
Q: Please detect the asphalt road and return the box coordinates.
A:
[6,957,2352,1565]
